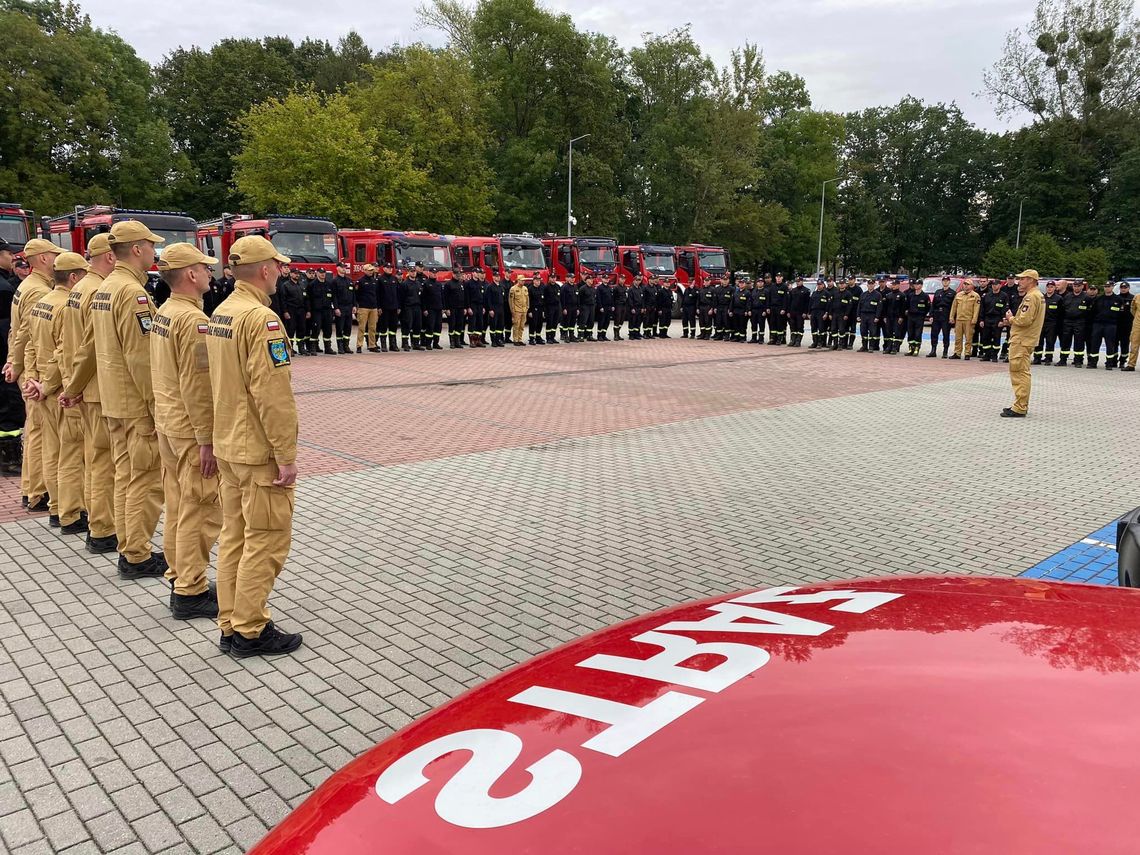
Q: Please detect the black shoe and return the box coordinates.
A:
[1122,366,1136,372]
[86,533,118,554]
[402,344,412,352]
[27,495,49,512]
[1000,407,1026,418]
[513,341,525,346]
[230,622,303,659]
[926,351,936,358]
[118,554,165,579]
[948,354,960,360]
[219,633,233,653]
[432,343,443,350]
[963,356,971,361]
[1032,357,1041,365]
[535,339,546,345]
[60,517,88,535]
[412,344,424,351]
[21,495,28,508]
[49,514,60,528]
[369,347,383,353]
[171,589,219,621]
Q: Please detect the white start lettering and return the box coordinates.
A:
[373,586,903,829]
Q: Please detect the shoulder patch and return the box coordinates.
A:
[1020,304,1028,312]
[267,338,290,367]
[197,323,209,334]
[136,312,153,334]
[136,294,149,305]
[266,320,280,331]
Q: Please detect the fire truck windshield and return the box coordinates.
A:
[268,231,338,264]
[397,243,451,270]
[152,229,197,251]
[0,217,29,245]
[501,244,545,270]
[643,251,675,274]
[579,246,616,266]
[698,251,728,271]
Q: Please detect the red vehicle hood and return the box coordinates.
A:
[251,577,1140,854]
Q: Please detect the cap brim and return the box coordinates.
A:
[273,252,290,263]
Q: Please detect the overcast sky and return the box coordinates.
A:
[79,0,1036,131]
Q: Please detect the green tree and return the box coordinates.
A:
[1068,245,1110,285]
[234,89,421,226]
[980,238,1024,278]
[1019,231,1069,274]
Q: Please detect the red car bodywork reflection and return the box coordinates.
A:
[251,577,1140,854]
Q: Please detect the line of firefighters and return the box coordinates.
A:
[207,262,1140,369]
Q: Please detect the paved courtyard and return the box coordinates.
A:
[1,324,1137,853]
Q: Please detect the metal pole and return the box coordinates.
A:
[817,177,839,275]
[1015,199,1024,249]
[567,134,590,237]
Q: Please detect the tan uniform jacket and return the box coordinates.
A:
[1132,293,1140,319]
[1009,288,1045,346]
[949,291,980,326]
[66,263,154,419]
[207,281,297,466]
[26,286,72,395]
[8,271,52,381]
[152,293,213,444]
[61,271,104,403]
[509,284,529,314]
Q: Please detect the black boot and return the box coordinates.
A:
[0,437,20,477]
[172,588,219,620]
[230,622,303,659]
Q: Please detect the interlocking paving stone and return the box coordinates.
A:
[0,335,1137,851]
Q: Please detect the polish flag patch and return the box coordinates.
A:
[266,320,280,331]
[197,323,209,334]
[136,295,149,304]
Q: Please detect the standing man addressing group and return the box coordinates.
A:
[152,244,223,620]
[1001,269,1046,418]
[63,221,165,578]
[207,236,301,657]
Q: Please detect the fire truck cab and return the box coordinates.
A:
[197,214,338,277]
[338,229,394,282]
[42,205,197,259]
[451,234,547,283]
[339,230,453,281]
[540,236,618,282]
[674,244,731,289]
[617,244,677,284]
[0,203,34,249]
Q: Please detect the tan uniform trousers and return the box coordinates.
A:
[1129,316,1140,369]
[357,308,379,349]
[36,399,67,521]
[81,402,115,539]
[53,403,85,526]
[216,458,294,639]
[512,311,526,343]
[953,320,974,357]
[158,433,221,596]
[20,399,45,503]
[1009,343,1033,414]
[105,416,163,563]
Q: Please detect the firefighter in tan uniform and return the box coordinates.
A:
[1002,269,1046,418]
[152,244,223,620]
[4,238,63,511]
[60,233,117,553]
[23,251,89,533]
[63,220,166,578]
[948,279,981,360]
[509,277,530,345]
[1124,291,1140,372]
[207,236,302,658]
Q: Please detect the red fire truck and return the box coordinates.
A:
[338,230,453,282]
[674,244,731,289]
[0,202,34,249]
[451,234,548,283]
[616,243,677,284]
[540,236,618,282]
[197,213,338,276]
[41,205,197,258]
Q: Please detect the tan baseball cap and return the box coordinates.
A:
[1015,269,1040,280]
[228,235,290,266]
[157,242,217,271]
[363,263,376,273]
[87,233,112,257]
[108,220,165,245]
[23,238,64,258]
[54,252,90,273]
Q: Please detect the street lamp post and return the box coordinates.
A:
[567,134,591,237]
[1015,199,1025,249]
[816,177,842,276]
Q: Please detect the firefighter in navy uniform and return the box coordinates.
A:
[1115,282,1133,368]
[445,269,469,348]
[399,266,424,351]
[543,276,561,344]
[1034,280,1062,364]
[627,276,644,340]
[655,279,673,338]
[714,279,732,340]
[928,277,955,357]
[576,276,595,341]
[307,268,337,355]
[1059,280,1091,366]
[484,276,504,347]
[747,276,766,343]
[332,265,355,353]
[786,276,810,347]
[610,276,627,341]
[560,276,580,342]
[642,278,658,338]
[904,279,930,356]
[421,269,444,350]
[465,271,486,348]
[891,281,909,355]
[378,263,400,352]
[730,279,750,342]
[1088,283,1122,369]
[355,265,380,352]
[979,281,1009,362]
[844,279,860,348]
[277,269,307,355]
[858,281,882,352]
[681,281,698,338]
[810,278,833,348]
[526,275,544,345]
[830,280,854,350]
[767,274,789,344]
[697,281,715,340]
[595,276,613,341]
